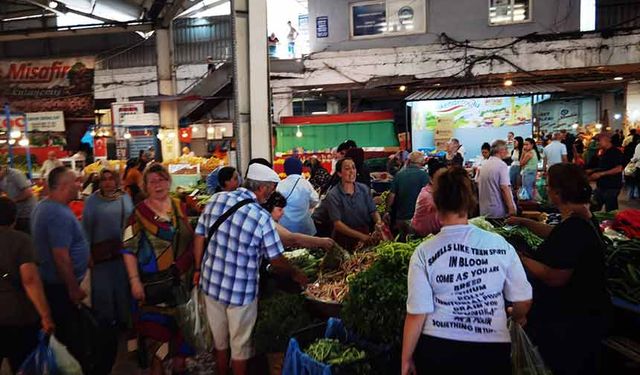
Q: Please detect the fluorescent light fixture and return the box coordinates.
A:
[614,77,624,81]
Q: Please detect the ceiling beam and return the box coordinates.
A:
[0,21,154,41]
[160,0,192,27]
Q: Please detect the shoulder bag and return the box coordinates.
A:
[141,200,186,306]
[90,197,125,264]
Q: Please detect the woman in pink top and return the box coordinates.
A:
[412,159,446,236]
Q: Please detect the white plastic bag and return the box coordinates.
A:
[509,321,552,375]
[177,288,214,352]
[49,335,83,375]
[517,187,531,201]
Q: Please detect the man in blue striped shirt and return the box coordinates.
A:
[193,163,306,375]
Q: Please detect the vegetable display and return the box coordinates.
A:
[255,292,316,354]
[284,249,322,280]
[305,339,366,365]
[342,239,427,347]
[469,217,543,251]
[305,251,378,303]
[604,238,640,304]
[376,191,390,214]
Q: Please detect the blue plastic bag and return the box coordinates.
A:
[18,332,58,375]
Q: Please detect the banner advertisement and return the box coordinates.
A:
[350,0,426,38]
[0,57,95,118]
[1,111,66,132]
[410,96,533,158]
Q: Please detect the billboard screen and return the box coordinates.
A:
[410,96,533,160]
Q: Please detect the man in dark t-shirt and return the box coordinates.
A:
[587,133,625,211]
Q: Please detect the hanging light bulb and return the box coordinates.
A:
[504,79,513,87]
[295,126,303,138]
[10,130,21,139]
[123,131,132,139]
[8,139,16,145]
[18,137,29,147]
[595,123,603,130]
[571,123,579,129]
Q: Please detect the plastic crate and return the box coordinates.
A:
[282,318,391,375]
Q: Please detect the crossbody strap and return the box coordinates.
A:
[285,177,301,200]
[206,199,254,247]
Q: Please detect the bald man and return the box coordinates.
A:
[31,166,89,367]
[41,151,63,179]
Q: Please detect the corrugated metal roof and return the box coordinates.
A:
[405,84,564,101]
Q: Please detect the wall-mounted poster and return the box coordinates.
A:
[410,96,533,156]
[316,16,329,38]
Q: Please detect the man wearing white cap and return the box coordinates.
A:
[193,163,307,375]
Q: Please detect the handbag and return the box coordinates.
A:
[624,161,636,177]
[90,197,125,264]
[141,200,187,306]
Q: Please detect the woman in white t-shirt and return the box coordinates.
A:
[401,166,533,375]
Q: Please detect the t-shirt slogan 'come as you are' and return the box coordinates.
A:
[407,225,532,343]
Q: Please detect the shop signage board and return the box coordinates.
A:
[316,16,329,38]
[536,101,580,131]
[0,57,95,118]
[1,111,65,132]
[111,101,145,160]
[350,0,426,38]
[410,96,532,157]
[351,1,386,37]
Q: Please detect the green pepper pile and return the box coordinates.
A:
[376,191,390,214]
[305,339,366,365]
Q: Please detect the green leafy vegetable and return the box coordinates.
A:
[305,339,366,365]
[254,292,316,354]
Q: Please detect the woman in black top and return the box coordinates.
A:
[507,163,610,375]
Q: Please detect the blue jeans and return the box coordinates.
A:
[521,170,537,200]
[288,42,295,56]
[509,165,521,188]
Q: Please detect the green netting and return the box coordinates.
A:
[275,121,399,153]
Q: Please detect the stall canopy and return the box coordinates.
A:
[405,84,563,101]
[276,112,399,153]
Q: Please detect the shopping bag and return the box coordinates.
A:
[17,332,57,375]
[177,288,214,352]
[509,321,552,375]
[49,335,83,375]
[517,187,531,201]
[77,304,118,375]
[624,162,636,177]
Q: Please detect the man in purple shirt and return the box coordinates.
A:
[477,140,517,219]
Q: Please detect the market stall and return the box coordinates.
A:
[276,111,401,175]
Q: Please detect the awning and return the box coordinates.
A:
[405,84,564,101]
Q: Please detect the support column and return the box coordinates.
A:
[156,27,179,160]
[232,0,271,173]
